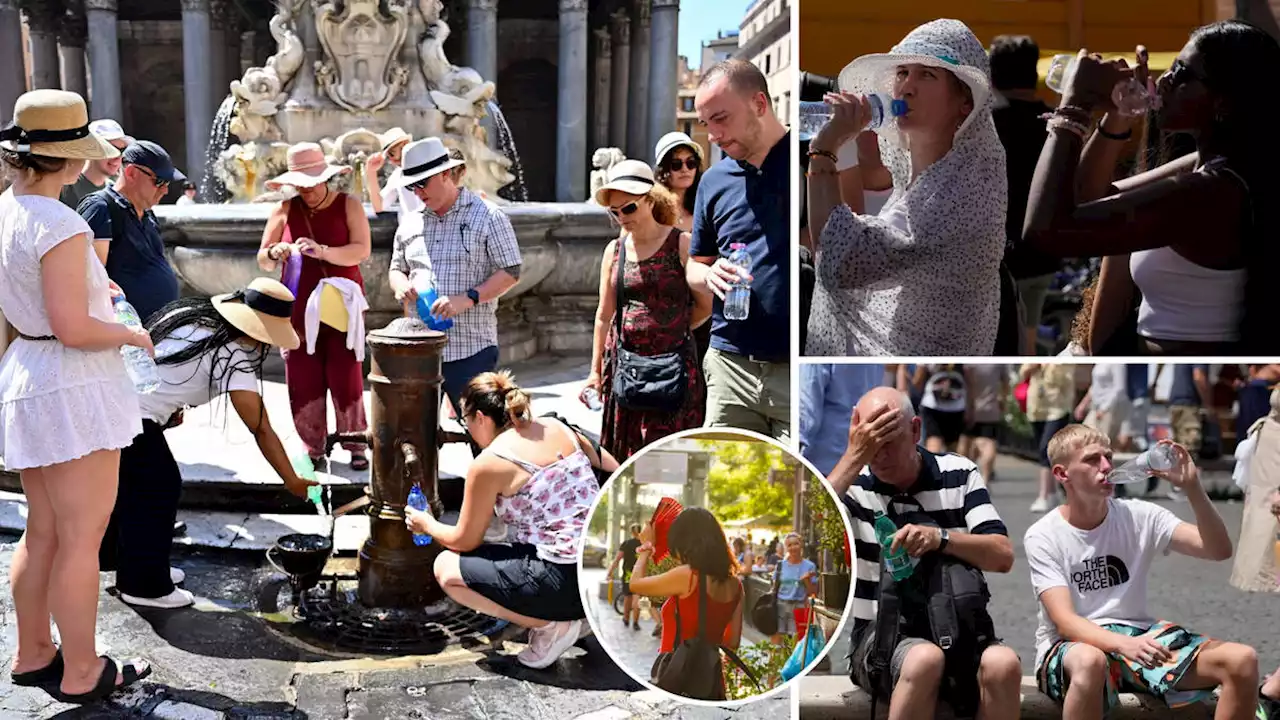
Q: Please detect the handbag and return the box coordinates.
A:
[611,234,688,412]
[651,573,762,700]
[781,598,826,681]
[750,564,781,637]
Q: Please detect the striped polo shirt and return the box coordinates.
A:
[843,448,1007,635]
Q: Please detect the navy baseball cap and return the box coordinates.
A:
[121,140,186,183]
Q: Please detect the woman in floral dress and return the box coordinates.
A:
[582,160,710,459]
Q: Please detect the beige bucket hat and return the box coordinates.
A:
[592,159,656,205]
[0,90,120,160]
[211,278,301,350]
[265,142,351,190]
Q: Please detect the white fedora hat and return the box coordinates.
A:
[387,137,465,189]
[592,159,656,205]
[838,19,994,137]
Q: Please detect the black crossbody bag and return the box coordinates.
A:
[611,235,688,412]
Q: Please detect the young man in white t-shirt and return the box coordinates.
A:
[1024,424,1265,720]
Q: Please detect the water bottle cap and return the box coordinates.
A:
[730,242,746,249]
[890,99,909,117]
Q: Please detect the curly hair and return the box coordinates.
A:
[655,148,703,216]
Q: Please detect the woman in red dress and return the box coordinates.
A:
[256,143,371,470]
[581,160,710,460]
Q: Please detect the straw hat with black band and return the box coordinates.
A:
[0,90,120,160]
[211,278,300,351]
[380,127,412,155]
[593,159,656,205]
[386,137,466,190]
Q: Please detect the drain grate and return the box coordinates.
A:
[290,578,507,655]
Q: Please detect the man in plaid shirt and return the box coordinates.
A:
[386,138,522,415]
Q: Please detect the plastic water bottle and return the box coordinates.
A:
[406,485,433,546]
[582,386,602,411]
[798,94,908,141]
[1107,444,1177,484]
[112,297,160,394]
[873,511,914,581]
[1045,53,1155,117]
[413,276,453,331]
[722,243,752,321]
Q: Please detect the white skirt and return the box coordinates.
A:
[0,361,142,471]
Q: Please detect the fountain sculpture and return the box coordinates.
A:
[160,0,617,361]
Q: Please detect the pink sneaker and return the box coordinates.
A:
[517,620,582,669]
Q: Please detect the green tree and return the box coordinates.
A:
[588,492,609,536]
[701,441,796,521]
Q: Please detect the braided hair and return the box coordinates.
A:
[144,297,269,399]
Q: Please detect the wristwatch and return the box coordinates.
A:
[466,288,480,305]
[937,528,950,552]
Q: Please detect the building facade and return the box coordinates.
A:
[739,0,790,122]
[2,0,690,203]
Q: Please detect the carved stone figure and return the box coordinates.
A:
[589,147,627,204]
[314,0,411,113]
[215,140,291,202]
[418,10,496,119]
[265,1,305,90]
[229,67,288,141]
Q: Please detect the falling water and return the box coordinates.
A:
[487,99,528,203]
[201,95,237,204]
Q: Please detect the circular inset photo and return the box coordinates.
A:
[578,428,855,704]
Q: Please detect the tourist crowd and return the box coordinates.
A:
[801,17,1279,356]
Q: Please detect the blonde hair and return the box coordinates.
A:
[463,369,532,428]
[1046,424,1111,468]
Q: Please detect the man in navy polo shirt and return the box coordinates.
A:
[687,59,791,441]
[78,140,183,323]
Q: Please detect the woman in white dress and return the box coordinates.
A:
[0,90,154,703]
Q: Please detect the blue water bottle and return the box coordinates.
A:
[406,485,432,546]
[415,285,454,332]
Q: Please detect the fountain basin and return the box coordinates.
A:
[267,533,333,577]
[155,202,618,362]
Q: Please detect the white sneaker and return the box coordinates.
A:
[1029,496,1056,513]
[170,567,185,585]
[121,588,195,609]
[517,620,582,669]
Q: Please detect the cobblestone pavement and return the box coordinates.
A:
[0,544,790,719]
[817,453,1279,679]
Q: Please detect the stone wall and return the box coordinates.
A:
[496,18,560,202]
[118,21,187,174]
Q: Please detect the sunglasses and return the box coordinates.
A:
[131,164,168,188]
[609,201,640,217]
[665,157,699,172]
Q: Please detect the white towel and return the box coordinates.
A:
[304,277,369,362]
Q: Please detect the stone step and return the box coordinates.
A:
[798,674,1218,720]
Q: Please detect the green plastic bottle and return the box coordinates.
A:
[874,511,914,581]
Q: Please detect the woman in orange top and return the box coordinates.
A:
[628,507,744,697]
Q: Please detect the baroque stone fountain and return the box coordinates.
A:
[155,0,615,361]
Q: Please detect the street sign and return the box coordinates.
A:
[634,451,688,484]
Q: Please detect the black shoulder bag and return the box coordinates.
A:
[611,236,688,412]
[750,564,781,637]
[539,412,611,488]
[651,573,762,701]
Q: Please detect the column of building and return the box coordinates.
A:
[181,0,214,189]
[0,0,23,124]
[590,25,610,155]
[646,0,679,158]
[59,0,88,98]
[467,0,498,149]
[23,1,61,90]
[208,0,229,111]
[84,0,121,119]
[625,0,650,161]
[607,9,629,152]
[555,0,587,202]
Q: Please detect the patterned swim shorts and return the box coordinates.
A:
[1037,621,1216,714]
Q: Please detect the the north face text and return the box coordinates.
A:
[1071,556,1130,593]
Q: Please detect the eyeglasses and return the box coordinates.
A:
[665,157,699,172]
[131,164,168,188]
[609,201,640,217]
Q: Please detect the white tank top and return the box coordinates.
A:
[1130,247,1244,343]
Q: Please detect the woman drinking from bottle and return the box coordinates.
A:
[806,19,1007,356]
[257,143,371,470]
[404,371,618,669]
[581,160,709,460]
[1023,21,1280,355]
[97,279,318,609]
[0,89,154,703]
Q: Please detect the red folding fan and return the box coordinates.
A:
[650,497,684,562]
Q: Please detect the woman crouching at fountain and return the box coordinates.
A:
[256,143,372,471]
[98,279,319,610]
[582,160,710,460]
[404,371,618,669]
[1,89,154,704]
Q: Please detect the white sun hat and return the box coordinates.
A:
[837,18,994,140]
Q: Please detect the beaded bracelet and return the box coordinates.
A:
[1055,105,1092,124]
[1097,125,1133,141]
[1047,115,1089,139]
[807,148,838,164]
[806,168,839,177]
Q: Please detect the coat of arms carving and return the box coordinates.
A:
[313,0,411,113]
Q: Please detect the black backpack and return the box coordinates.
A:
[651,573,761,701]
[862,552,996,720]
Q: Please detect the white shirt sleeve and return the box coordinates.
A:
[223,346,264,394]
[1024,525,1069,596]
[1135,499,1184,555]
[380,173,400,210]
[836,139,859,172]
